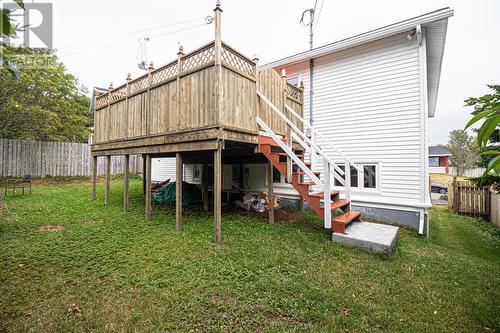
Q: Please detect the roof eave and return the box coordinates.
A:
[263,8,454,69]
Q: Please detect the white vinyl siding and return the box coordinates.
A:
[284,32,424,206]
[151,158,197,184]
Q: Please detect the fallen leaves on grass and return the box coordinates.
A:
[67,304,82,316]
[341,307,350,317]
[39,225,64,231]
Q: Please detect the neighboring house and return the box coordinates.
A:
[429,145,451,174]
[151,8,453,235]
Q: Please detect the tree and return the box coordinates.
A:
[464,85,500,174]
[0,46,91,142]
[464,84,500,189]
[447,129,478,176]
[0,0,24,78]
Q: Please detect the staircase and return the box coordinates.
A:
[257,135,361,233]
[255,90,363,234]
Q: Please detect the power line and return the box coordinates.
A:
[57,16,206,51]
[58,23,208,57]
[313,0,324,32]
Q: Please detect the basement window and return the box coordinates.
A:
[334,163,379,190]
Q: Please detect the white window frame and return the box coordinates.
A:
[333,161,382,194]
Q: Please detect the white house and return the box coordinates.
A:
[151,8,453,235]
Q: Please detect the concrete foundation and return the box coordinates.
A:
[331,221,399,254]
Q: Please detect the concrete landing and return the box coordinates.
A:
[331,221,399,254]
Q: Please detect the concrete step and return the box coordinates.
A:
[332,221,399,254]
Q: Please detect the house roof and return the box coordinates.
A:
[264,8,454,118]
[429,145,451,156]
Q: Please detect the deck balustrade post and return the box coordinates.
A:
[146,62,154,136]
[176,45,184,129]
[214,143,222,244]
[253,56,260,127]
[105,155,111,205]
[125,73,131,139]
[124,154,129,212]
[299,80,305,212]
[214,1,223,128]
[176,153,183,231]
[268,161,275,224]
[92,155,97,200]
[107,83,113,142]
[145,154,152,221]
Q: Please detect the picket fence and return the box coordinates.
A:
[0,139,142,177]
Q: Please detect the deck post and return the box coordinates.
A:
[202,160,209,211]
[104,155,111,205]
[123,154,129,212]
[92,155,97,200]
[176,153,183,231]
[145,154,152,221]
[146,62,154,135]
[214,1,223,127]
[267,161,275,224]
[142,155,146,195]
[214,143,222,244]
[253,56,260,120]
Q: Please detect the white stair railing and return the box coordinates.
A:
[256,117,323,187]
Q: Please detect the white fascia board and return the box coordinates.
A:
[263,8,454,69]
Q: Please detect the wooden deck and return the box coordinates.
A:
[92,42,303,156]
[90,3,304,244]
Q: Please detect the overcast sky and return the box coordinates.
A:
[37,0,500,144]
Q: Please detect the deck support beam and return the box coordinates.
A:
[104,155,111,205]
[214,144,222,244]
[267,161,274,224]
[202,160,209,211]
[176,153,183,231]
[92,156,97,200]
[123,154,129,212]
[145,154,152,221]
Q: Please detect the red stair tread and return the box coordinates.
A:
[309,190,339,198]
[297,182,315,186]
[322,200,350,210]
[293,161,311,166]
[333,211,361,224]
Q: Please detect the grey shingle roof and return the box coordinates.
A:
[429,145,451,156]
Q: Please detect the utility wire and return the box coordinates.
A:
[313,0,324,32]
[57,16,206,51]
[58,23,208,57]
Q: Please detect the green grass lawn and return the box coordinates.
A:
[0,177,499,332]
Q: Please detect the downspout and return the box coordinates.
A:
[309,58,314,126]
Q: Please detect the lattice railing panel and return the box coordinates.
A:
[286,83,303,101]
[129,76,149,94]
[152,62,178,85]
[95,94,107,108]
[221,45,255,79]
[181,45,215,74]
[109,85,127,103]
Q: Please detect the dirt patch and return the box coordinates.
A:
[39,225,65,232]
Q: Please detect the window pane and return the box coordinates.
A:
[350,166,358,187]
[364,165,376,188]
[429,157,439,167]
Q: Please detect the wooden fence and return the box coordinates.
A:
[0,139,142,177]
[448,177,491,217]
